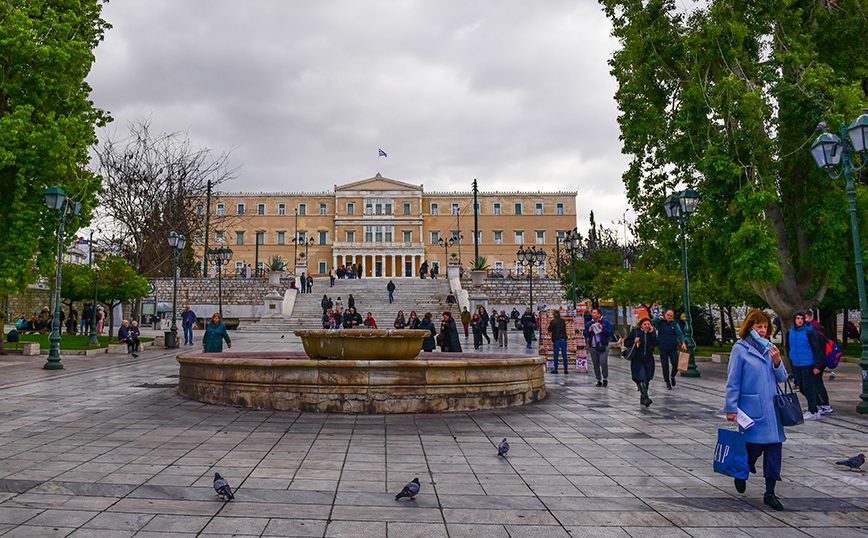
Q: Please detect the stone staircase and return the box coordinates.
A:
[242,277,460,332]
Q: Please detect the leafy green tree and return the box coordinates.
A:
[600,0,868,333]
[96,256,149,338]
[60,263,95,316]
[0,1,110,300]
[610,267,683,314]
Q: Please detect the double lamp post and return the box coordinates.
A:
[810,109,868,414]
[43,185,82,370]
[663,188,701,378]
[206,246,233,317]
[167,231,187,348]
[517,246,546,313]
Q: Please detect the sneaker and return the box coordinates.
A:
[763,493,784,511]
[829,371,837,380]
[527,344,532,349]
[602,380,608,387]
[803,411,821,421]
[734,477,746,494]
[819,405,834,414]
[550,369,559,374]
[596,381,603,387]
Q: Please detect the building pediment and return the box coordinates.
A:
[335,173,422,192]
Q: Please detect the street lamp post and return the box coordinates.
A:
[439,236,459,272]
[810,110,868,414]
[43,185,82,370]
[167,231,186,349]
[88,258,101,347]
[207,247,233,317]
[565,228,579,310]
[517,246,547,313]
[664,188,701,378]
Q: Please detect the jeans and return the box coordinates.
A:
[523,327,534,346]
[552,339,568,371]
[746,441,782,482]
[388,291,394,303]
[793,365,827,413]
[659,348,679,382]
[588,346,609,381]
[183,325,193,344]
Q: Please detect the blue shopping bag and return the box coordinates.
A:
[713,428,749,479]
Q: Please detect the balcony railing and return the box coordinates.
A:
[332,241,424,249]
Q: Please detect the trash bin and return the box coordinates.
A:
[164,331,177,349]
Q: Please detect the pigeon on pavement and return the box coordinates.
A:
[213,472,235,500]
[395,477,420,501]
[497,438,509,457]
[836,454,865,472]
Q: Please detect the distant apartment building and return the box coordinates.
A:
[195,174,577,277]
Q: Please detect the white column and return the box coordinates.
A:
[392,255,397,278]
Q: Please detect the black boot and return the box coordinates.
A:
[639,382,652,406]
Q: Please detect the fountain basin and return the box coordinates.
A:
[296,329,429,360]
[177,352,546,413]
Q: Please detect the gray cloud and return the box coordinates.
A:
[87,0,632,233]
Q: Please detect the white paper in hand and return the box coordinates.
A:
[736,408,755,430]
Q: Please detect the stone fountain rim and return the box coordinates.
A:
[295,329,431,337]
[177,351,543,368]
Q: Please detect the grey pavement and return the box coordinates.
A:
[0,328,864,537]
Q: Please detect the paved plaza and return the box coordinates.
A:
[0,330,864,537]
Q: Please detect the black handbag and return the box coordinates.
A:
[774,379,804,427]
[621,340,637,360]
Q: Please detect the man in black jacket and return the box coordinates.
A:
[521,308,537,349]
[547,310,568,373]
[652,310,685,389]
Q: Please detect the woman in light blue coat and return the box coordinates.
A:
[724,309,789,511]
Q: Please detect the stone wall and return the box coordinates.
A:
[150,277,296,320]
[7,287,52,318]
[459,277,569,310]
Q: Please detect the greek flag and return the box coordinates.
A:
[378,149,387,158]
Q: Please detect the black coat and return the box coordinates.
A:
[348,297,355,310]
[420,318,437,351]
[440,317,462,352]
[629,328,658,361]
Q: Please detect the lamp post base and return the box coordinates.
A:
[43,357,63,370]
[857,400,868,415]
[681,368,701,378]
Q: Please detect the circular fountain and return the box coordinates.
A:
[177,329,546,413]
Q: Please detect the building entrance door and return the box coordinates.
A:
[405,261,412,277]
[375,261,383,277]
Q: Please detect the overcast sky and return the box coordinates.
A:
[87,0,632,237]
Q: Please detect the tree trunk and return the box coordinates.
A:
[613,300,620,331]
[719,305,727,343]
[726,306,736,345]
[818,306,837,342]
[843,308,848,344]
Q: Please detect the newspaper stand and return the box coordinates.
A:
[538,308,587,372]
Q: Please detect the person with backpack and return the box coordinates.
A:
[785,312,828,420]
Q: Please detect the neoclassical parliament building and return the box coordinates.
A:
[198,174,577,278]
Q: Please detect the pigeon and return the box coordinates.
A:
[395,477,420,501]
[281,335,285,338]
[213,472,235,500]
[816,120,827,131]
[497,438,509,457]
[835,454,865,472]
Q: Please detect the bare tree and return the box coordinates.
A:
[94,119,245,278]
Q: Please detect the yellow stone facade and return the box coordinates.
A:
[197,174,576,277]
